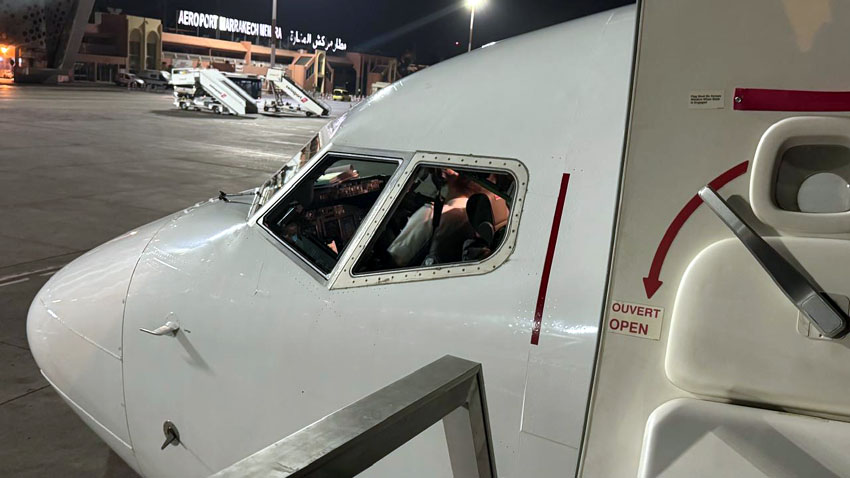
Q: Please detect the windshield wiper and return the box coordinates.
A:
[218,189,259,204]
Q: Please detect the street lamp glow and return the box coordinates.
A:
[465,0,485,52]
[0,47,8,55]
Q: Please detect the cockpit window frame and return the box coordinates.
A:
[256,150,407,283]
[329,151,529,290]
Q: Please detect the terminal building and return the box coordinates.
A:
[5,2,407,95]
[73,11,402,96]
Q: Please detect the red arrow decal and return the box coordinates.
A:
[643,160,749,299]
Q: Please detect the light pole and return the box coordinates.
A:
[270,0,278,67]
[465,0,485,52]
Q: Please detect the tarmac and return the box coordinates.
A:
[0,81,341,477]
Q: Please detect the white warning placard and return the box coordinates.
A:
[607,300,664,340]
[689,90,725,109]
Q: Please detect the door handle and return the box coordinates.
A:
[699,185,849,338]
[139,321,180,337]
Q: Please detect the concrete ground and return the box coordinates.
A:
[0,82,342,476]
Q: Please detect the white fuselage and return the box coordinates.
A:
[27,6,635,476]
[32,1,850,476]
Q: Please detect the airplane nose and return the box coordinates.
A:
[26,216,171,472]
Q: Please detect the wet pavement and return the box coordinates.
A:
[0,83,340,477]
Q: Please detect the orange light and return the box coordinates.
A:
[0,47,7,55]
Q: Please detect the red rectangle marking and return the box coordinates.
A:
[531,173,570,345]
[734,88,850,112]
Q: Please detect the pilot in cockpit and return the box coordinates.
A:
[388,168,507,267]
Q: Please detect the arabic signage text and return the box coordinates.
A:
[289,30,347,52]
[176,10,348,52]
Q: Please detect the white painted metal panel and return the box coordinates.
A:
[582,1,850,476]
[29,218,167,358]
[519,5,635,452]
[28,298,131,447]
[668,237,850,416]
[123,202,262,477]
[26,217,169,450]
[640,399,850,477]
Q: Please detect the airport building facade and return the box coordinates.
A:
[70,11,400,96]
[74,13,162,85]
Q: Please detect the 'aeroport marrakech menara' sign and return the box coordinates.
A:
[176,10,347,52]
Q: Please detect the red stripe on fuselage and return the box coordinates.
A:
[734,88,850,111]
[531,173,570,345]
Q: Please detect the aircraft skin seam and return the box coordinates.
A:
[41,303,121,360]
[117,216,179,460]
[520,430,579,450]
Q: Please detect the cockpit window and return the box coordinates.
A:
[250,133,324,217]
[354,165,515,273]
[262,154,399,274]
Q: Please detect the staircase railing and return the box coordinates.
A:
[211,355,496,478]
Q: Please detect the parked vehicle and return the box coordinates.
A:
[137,70,171,91]
[332,88,351,101]
[115,72,144,88]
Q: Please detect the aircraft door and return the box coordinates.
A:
[579,2,850,475]
[644,117,850,475]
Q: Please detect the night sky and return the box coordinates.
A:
[98,0,634,62]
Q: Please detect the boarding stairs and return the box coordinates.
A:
[198,69,258,115]
[265,67,330,117]
[170,68,258,116]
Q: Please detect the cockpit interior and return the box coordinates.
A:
[355,165,515,273]
[262,156,397,273]
[261,154,516,277]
